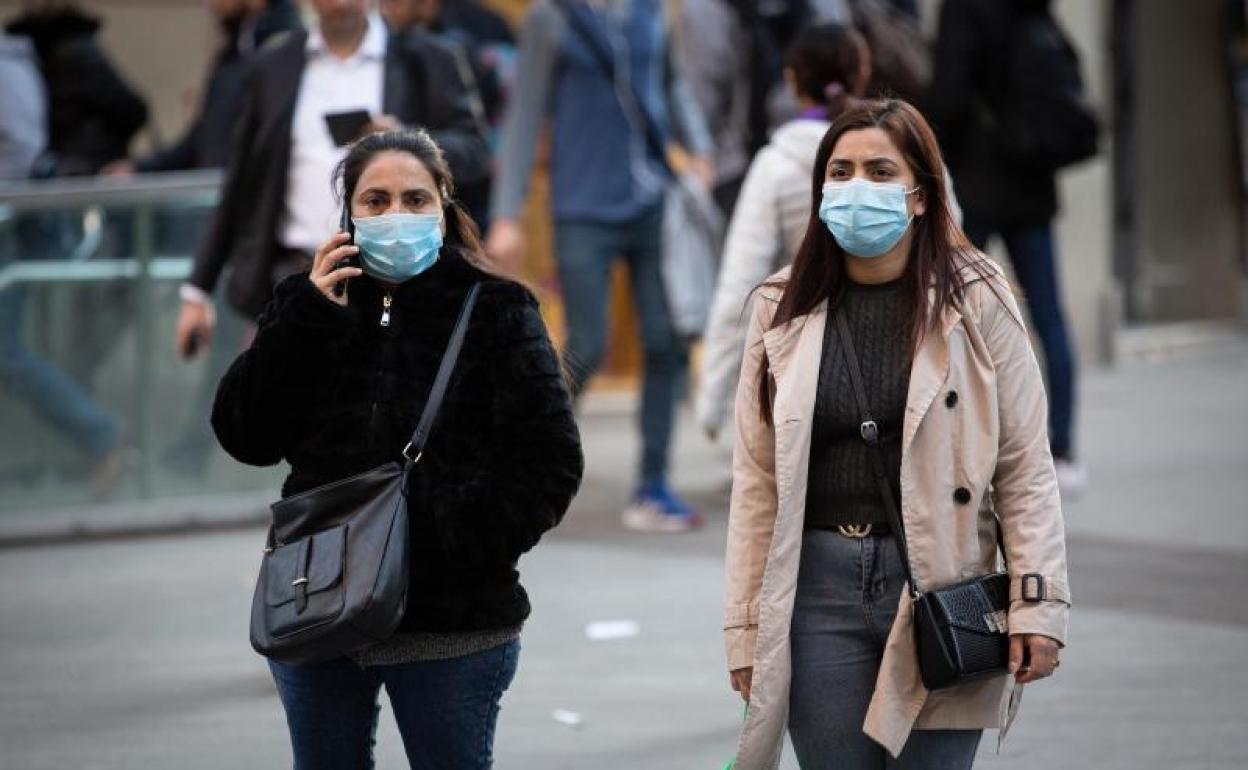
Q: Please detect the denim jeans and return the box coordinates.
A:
[789,531,982,769]
[0,285,119,459]
[268,639,520,770]
[964,221,1076,458]
[554,205,687,484]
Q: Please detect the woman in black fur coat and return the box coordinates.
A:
[212,129,583,770]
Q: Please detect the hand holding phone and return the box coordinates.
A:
[309,212,361,306]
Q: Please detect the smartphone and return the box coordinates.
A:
[324,109,372,147]
[334,204,356,298]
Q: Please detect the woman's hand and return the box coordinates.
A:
[310,231,363,306]
[730,667,753,702]
[1009,633,1061,683]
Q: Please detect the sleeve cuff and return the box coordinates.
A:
[725,625,758,671]
[1008,599,1069,648]
[179,283,213,306]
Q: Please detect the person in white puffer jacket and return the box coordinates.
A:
[696,21,961,439]
[697,22,868,439]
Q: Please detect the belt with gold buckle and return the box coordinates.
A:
[837,524,875,538]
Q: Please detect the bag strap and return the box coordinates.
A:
[833,308,921,598]
[834,308,1008,598]
[402,282,481,467]
[552,0,670,172]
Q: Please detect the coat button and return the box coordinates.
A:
[945,390,958,408]
[954,487,972,505]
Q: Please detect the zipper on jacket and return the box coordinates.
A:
[380,292,392,327]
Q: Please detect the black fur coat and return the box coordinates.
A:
[212,248,583,633]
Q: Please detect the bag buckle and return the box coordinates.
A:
[402,442,422,464]
[860,420,879,446]
[837,524,873,538]
[1021,573,1046,602]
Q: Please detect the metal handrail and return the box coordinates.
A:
[0,170,222,212]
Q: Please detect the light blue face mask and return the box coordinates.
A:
[352,212,443,283]
[818,179,918,258]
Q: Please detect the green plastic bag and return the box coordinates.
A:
[721,704,748,770]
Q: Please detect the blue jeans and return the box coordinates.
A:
[789,531,982,769]
[554,206,687,485]
[964,222,1076,458]
[0,285,119,459]
[268,640,520,770]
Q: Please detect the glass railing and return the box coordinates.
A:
[0,171,283,517]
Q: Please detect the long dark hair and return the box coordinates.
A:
[784,22,869,117]
[755,99,992,424]
[332,128,484,258]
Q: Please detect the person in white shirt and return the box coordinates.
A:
[175,0,487,358]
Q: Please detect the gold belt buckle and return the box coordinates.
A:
[837,524,873,538]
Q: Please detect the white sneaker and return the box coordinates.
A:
[621,501,705,532]
[1054,459,1088,501]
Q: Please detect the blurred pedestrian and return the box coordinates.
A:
[176,0,489,360]
[102,0,303,176]
[696,22,871,441]
[98,0,303,478]
[724,100,1070,768]
[379,0,516,228]
[679,0,832,216]
[926,0,1098,495]
[0,28,123,497]
[487,0,713,533]
[212,129,582,770]
[5,0,148,176]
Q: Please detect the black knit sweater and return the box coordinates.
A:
[805,279,912,530]
[212,248,583,633]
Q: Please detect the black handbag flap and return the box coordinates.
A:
[270,463,404,542]
[932,572,1010,635]
[264,525,347,607]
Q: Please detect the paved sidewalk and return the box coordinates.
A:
[1,343,1246,769]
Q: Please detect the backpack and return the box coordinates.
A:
[990,11,1099,171]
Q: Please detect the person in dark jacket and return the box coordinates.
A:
[925,0,1086,495]
[103,0,303,175]
[380,0,516,228]
[212,128,582,768]
[175,0,489,362]
[97,0,302,477]
[5,0,148,176]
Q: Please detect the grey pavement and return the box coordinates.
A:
[2,343,1247,769]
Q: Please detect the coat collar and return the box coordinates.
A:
[761,282,971,455]
[275,22,414,131]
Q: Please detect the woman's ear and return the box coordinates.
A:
[912,186,927,219]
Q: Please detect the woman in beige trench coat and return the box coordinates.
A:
[723,100,1070,769]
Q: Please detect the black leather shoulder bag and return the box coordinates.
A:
[834,307,1014,691]
[249,283,481,664]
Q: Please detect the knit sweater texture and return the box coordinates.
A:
[805,279,913,530]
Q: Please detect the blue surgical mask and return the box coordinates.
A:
[352,212,443,283]
[818,179,918,258]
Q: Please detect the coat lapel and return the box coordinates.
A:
[761,301,826,428]
[902,293,963,460]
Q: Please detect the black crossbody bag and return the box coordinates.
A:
[249,284,481,664]
[834,308,1016,691]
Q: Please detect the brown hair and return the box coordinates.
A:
[754,99,993,424]
[783,22,869,116]
[333,128,484,258]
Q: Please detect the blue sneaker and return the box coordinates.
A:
[621,481,704,533]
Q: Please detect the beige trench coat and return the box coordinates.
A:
[724,261,1071,767]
